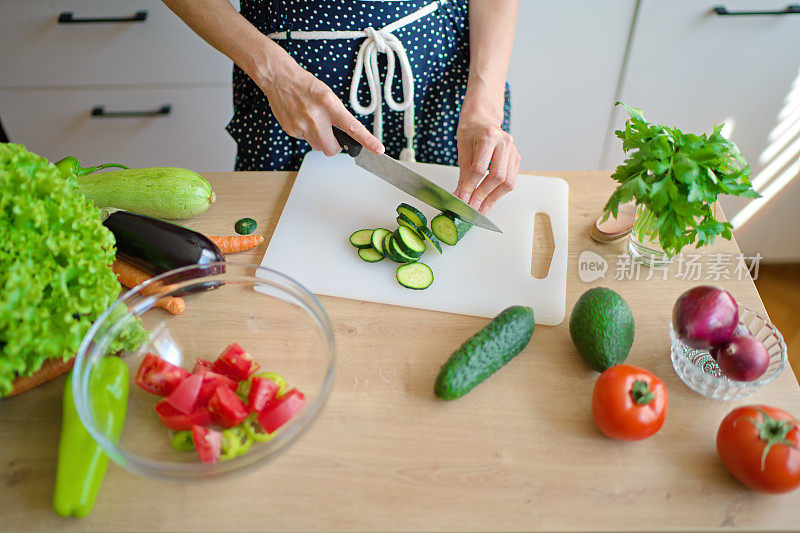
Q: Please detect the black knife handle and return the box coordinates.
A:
[332,126,362,157]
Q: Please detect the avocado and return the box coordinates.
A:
[569,287,635,372]
[434,306,535,400]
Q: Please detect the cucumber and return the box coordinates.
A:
[390,235,419,263]
[431,212,471,246]
[417,224,443,254]
[349,229,374,249]
[358,247,384,262]
[75,167,215,219]
[396,262,433,290]
[434,306,535,400]
[383,233,405,263]
[396,203,427,228]
[235,217,257,235]
[395,226,426,256]
[371,228,391,256]
[396,213,425,239]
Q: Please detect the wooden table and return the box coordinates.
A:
[3,170,800,531]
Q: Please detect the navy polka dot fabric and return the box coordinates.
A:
[227,0,512,170]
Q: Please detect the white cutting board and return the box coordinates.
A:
[261,151,569,325]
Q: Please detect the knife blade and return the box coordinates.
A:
[332,127,502,233]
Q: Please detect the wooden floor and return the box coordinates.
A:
[754,263,800,382]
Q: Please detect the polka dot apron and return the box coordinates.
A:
[227,0,511,171]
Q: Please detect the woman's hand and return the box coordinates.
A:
[257,57,385,156]
[455,116,520,214]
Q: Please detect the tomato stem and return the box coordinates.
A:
[630,380,654,405]
[744,409,800,471]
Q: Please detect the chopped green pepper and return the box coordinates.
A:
[53,356,129,518]
[170,431,195,452]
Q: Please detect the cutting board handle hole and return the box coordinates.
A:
[531,212,554,279]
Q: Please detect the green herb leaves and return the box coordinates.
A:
[603,102,759,257]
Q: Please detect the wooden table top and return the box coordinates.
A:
[3,170,800,532]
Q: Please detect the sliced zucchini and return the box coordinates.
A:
[396,213,425,240]
[417,224,443,254]
[395,226,426,256]
[349,229,374,249]
[396,262,434,290]
[396,203,427,228]
[371,228,391,256]
[383,233,405,263]
[390,235,419,263]
[431,213,471,246]
[358,247,384,262]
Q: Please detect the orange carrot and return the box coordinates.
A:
[112,258,185,315]
[208,234,264,254]
[8,357,75,397]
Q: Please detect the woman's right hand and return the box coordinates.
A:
[258,57,385,156]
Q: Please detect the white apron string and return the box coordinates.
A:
[267,0,447,162]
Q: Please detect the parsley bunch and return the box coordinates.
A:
[603,102,759,257]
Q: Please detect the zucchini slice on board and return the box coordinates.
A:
[395,226,426,256]
[349,229,374,249]
[431,213,471,246]
[358,247,384,262]
[396,203,427,228]
[383,233,405,263]
[417,224,442,254]
[434,306,535,400]
[396,213,425,240]
[390,235,420,263]
[396,262,434,290]
[371,228,391,256]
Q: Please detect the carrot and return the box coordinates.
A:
[112,258,185,315]
[208,234,264,254]
[8,357,75,397]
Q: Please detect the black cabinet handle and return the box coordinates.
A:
[713,4,800,15]
[58,10,148,24]
[90,105,171,118]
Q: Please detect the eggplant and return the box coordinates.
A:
[104,211,225,293]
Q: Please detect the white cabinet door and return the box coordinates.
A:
[607,0,800,260]
[0,85,236,171]
[507,0,637,171]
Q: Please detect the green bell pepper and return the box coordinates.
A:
[54,155,128,181]
[53,356,129,518]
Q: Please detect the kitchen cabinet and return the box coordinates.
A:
[507,0,637,171]
[605,0,800,260]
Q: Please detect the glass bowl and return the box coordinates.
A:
[72,262,335,480]
[670,306,787,401]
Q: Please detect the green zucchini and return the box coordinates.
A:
[235,217,257,235]
[371,228,391,256]
[358,247,384,262]
[75,167,215,219]
[417,224,442,254]
[396,262,433,290]
[390,235,419,263]
[395,226,426,256]
[434,306,535,400]
[431,212,471,246]
[396,203,427,228]
[396,213,425,240]
[382,233,405,263]
[349,229,374,249]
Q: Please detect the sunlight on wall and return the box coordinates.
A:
[732,65,800,229]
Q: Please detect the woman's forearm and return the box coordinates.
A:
[462,0,518,125]
[161,0,293,87]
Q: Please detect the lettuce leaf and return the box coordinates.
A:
[0,143,146,396]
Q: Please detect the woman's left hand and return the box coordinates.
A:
[454,116,520,214]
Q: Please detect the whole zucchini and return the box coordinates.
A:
[104,211,224,275]
[434,306,535,400]
[78,167,215,219]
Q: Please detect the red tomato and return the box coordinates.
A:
[193,358,213,373]
[191,425,222,464]
[135,353,190,397]
[248,377,279,413]
[212,343,259,382]
[207,385,249,428]
[196,370,238,407]
[164,372,203,415]
[592,365,668,441]
[155,401,212,431]
[717,405,800,493]
[257,388,305,434]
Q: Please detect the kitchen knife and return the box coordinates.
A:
[332,127,502,233]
